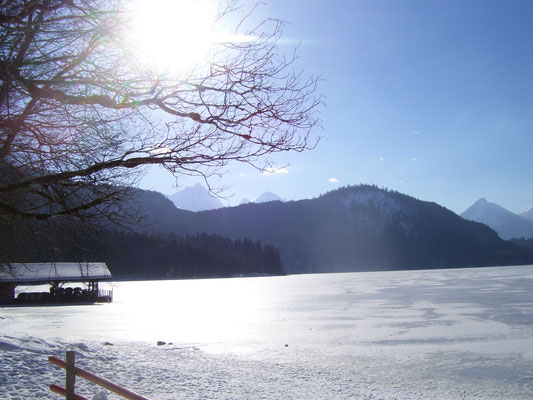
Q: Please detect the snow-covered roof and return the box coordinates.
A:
[0,262,112,284]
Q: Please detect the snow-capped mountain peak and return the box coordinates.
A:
[461,198,533,240]
[167,183,224,212]
[255,192,283,203]
[520,205,533,222]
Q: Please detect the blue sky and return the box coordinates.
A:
[140,0,533,214]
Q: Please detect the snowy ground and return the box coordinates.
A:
[2,265,533,399]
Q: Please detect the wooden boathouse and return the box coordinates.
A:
[0,262,113,305]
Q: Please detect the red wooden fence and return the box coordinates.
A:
[49,351,150,400]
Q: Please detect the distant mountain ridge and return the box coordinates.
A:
[255,192,283,203]
[167,183,224,212]
[520,205,533,222]
[167,184,283,210]
[461,198,533,240]
[239,192,283,205]
[135,185,533,274]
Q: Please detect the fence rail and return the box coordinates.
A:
[50,384,89,400]
[49,351,150,400]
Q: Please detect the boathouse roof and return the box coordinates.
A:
[0,262,112,284]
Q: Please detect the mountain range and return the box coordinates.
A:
[133,185,533,274]
[461,198,533,240]
[167,184,283,211]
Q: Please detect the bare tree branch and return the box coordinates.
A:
[0,0,322,222]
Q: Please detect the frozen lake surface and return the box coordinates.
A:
[2,265,533,399]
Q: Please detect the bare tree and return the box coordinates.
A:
[0,0,321,223]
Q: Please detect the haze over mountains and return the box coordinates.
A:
[136,185,533,274]
[15,184,531,278]
[167,184,283,211]
[461,198,533,240]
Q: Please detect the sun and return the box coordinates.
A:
[129,0,216,73]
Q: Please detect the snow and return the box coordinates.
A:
[462,198,533,239]
[335,188,414,235]
[0,262,111,283]
[167,183,224,212]
[2,265,533,399]
[337,188,409,218]
[521,205,533,222]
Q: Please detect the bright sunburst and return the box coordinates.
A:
[130,0,216,73]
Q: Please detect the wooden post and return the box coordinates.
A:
[49,356,150,400]
[66,351,76,400]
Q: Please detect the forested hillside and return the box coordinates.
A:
[511,238,533,251]
[4,185,532,279]
[83,231,283,279]
[0,218,282,279]
[139,185,533,273]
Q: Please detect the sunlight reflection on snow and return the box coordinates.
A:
[3,266,533,398]
[114,278,266,344]
[3,266,533,359]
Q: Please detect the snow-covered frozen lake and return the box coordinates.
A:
[2,265,533,399]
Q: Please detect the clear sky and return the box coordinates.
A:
[139,0,533,214]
